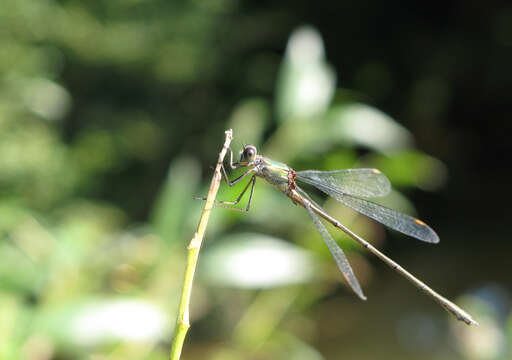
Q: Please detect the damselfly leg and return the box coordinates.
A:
[211,174,257,212]
[196,147,257,211]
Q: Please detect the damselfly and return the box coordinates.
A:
[209,144,477,325]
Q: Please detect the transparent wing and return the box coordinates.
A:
[296,169,391,198]
[303,198,366,300]
[305,180,439,243]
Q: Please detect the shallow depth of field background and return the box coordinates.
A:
[1,1,510,359]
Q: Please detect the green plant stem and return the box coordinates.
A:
[169,129,233,360]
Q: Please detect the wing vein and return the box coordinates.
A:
[296,168,391,198]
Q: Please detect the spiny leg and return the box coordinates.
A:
[214,174,256,205]
[212,175,257,212]
[196,168,257,211]
[220,146,256,186]
[196,147,257,211]
[225,146,236,169]
[196,167,256,200]
[220,165,255,187]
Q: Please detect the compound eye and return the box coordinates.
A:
[244,145,257,161]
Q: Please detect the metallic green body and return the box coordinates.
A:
[255,156,291,193]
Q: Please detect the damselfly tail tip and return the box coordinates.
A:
[464,316,479,326]
[449,303,478,326]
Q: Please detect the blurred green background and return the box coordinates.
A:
[1,1,510,359]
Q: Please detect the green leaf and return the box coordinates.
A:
[151,157,201,245]
[200,233,315,288]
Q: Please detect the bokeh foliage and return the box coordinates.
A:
[1,1,510,360]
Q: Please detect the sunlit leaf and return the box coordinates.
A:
[276,26,336,122]
[21,78,71,121]
[328,103,413,152]
[200,233,315,288]
[34,299,167,347]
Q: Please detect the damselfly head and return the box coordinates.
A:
[238,144,258,165]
